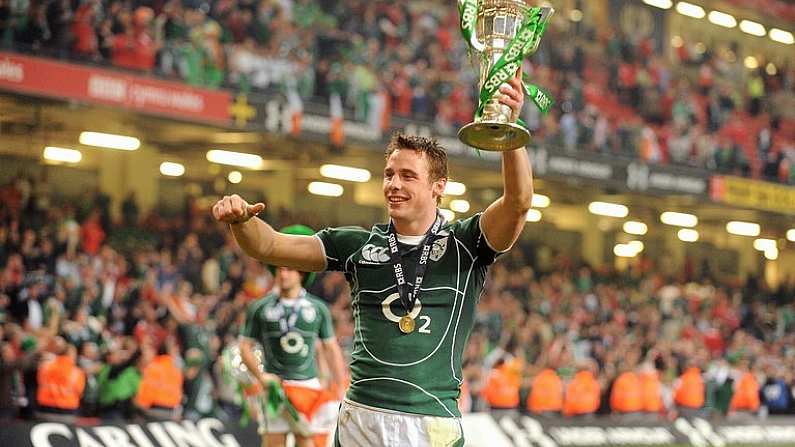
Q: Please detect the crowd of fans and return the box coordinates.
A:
[1,0,794,183]
[466,247,795,417]
[1,177,794,425]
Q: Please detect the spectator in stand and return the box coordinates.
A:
[96,337,141,420]
[729,359,761,418]
[121,192,139,228]
[527,365,563,417]
[610,361,644,418]
[639,361,664,417]
[71,0,99,60]
[44,0,72,56]
[15,4,50,50]
[134,339,184,421]
[112,6,158,72]
[35,336,85,423]
[747,68,765,117]
[80,210,105,256]
[0,325,42,420]
[761,364,790,415]
[563,361,601,418]
[481,356,521,411]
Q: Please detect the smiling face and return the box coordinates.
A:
[383,148,446,224]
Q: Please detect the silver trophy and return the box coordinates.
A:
[458,0,553,151]
[222,340,312,436]
[224,340,265,385]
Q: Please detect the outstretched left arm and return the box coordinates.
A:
[480,70,534,252]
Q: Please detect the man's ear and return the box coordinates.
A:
[433,178,447,202]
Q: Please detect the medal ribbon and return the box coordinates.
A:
[278,289,306,335]
[387,212,445,317]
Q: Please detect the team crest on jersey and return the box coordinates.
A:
[361,243,389,263]
[301,305,317,323]
[430,236,448,261]
[264,306,283,321]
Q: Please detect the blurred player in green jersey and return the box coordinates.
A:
[240,225,346,447]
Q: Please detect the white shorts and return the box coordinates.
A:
[335,399,463,447]
[261,379,340,435]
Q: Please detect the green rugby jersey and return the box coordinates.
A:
[316,213,500,418]
[241,291,334,380]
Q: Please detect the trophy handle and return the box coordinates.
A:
[527,7,555,54]
[471,29,486,53]
[458,0,486,52]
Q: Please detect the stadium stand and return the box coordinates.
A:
[1,178,793,423]
[2,0,793,183]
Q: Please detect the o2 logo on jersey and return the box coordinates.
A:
[380,293,432,334]
[280,332,309,356]
[361,244,389,263]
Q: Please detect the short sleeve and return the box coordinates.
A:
[314,226,370,272]
[241,299,266,339]
[316,300,335,341]
[448,213,504,266]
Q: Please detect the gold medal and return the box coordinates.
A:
[399,315,416,334]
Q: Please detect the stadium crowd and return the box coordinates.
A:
[1,178,794,424]
[1,0,794,183]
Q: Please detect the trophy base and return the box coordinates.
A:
[458,121,530,151]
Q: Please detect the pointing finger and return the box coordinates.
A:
[247,203,266,218]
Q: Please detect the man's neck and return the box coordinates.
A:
[391,208,438,236]
[280,285,303,300]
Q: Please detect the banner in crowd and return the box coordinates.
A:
[250,93,710,198]
[0,53,715,199]
[0,417,260,447]
[0,52,232,124]
[710,175,795,214]
[461,413,795,447]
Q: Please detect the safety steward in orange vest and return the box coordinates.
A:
[564,367,601,417]
[527,368,563,414]
[135,345,184,420]
[610,370,643,413]
[639,366,664,414]
[37,343,86,419]
[673,367,705,410]
[730,366,760,413]
[480,358,520,409]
